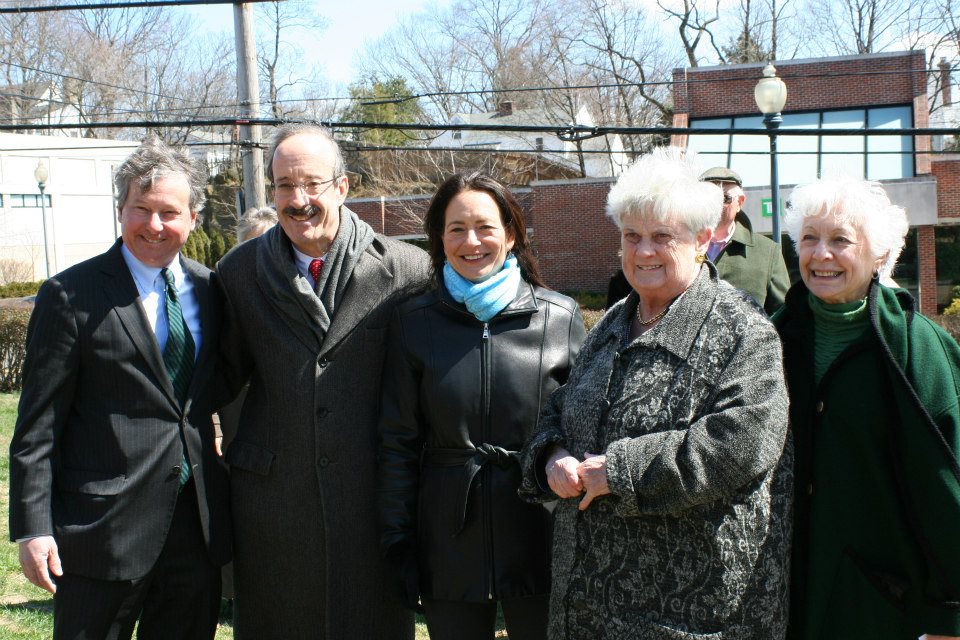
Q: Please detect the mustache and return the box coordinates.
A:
[282,205,320,221]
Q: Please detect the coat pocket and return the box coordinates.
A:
[225,439,275,476]
[57,468,125,495]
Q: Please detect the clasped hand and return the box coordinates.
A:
[545,447,610,511]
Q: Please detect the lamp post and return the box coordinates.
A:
[754,62,788,244]
[34,160,52,278]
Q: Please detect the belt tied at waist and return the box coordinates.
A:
[422,444,519,537]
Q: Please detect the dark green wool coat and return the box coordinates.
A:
[775,279,960,639]
[714,212,790,315]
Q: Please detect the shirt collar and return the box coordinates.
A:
[291,244,328,276]
[120,243,185,291]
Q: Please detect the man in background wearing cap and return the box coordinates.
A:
[700,166,790,315]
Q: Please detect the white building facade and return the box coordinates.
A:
[0,133,135,281]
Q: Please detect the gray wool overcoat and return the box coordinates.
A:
[217,220,430,639]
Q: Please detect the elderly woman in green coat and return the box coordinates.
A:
[774,175,960,640]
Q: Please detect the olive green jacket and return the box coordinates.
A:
[714,212,790,315]
[775,280,960,639]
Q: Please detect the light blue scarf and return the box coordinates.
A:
[443,255,521,322]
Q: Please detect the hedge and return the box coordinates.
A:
[0,308,30,392]
[0,280,43,299]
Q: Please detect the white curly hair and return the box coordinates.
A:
[606,146,722,236]
[784,175,908,279]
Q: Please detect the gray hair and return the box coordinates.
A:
[266,123,346,182]
[606,146,722,236]
[114,136,207,213]
[236,206,278,242]
[784,176,908,279]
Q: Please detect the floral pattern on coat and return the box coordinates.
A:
[520,264,793,640]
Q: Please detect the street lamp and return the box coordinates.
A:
[34,160,52,278]
[754,62,788,244]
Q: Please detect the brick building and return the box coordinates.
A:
[672,50,960,316]
[348,51,960,314]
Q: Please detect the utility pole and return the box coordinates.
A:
[234,2,266,211]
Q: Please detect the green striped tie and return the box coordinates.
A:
[161,268,195,486]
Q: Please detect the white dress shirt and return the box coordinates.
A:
[121,245,202,359]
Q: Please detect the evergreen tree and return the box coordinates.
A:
[723,31,771,64]
[183,226,212,267]
[343,76,425,147]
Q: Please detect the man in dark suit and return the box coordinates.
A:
[9,138,230,640]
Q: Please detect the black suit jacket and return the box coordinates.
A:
[8,240,231,581]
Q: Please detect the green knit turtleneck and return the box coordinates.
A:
[809,293,870,383]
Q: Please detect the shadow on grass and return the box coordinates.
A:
[0,597,54,614]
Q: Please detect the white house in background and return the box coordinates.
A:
[430,101,629,178]
[0,82,87,137]
[0,132,135,281]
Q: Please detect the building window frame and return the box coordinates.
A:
[8,193,52,208]
[687,104,915,186]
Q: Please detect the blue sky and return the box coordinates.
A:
[189,0,448,88]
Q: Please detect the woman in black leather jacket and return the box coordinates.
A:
[378,172,585,640]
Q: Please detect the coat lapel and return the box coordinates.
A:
[182,258,216,412]
[100,241,179,408]
[319,248,392,358]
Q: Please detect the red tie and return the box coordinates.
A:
[309,258,324,284]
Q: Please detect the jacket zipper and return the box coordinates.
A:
[481,321,495,600]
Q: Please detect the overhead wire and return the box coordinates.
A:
[1,55,957,117]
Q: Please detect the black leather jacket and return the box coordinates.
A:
[379,277,585,603]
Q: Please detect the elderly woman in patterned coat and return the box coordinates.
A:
[519,146,793,640]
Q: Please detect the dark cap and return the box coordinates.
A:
[699,166,742,186]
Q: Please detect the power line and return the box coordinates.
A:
[4,134,958,157]
[0,59,207,106]
[0,0,272,13]
[2,116,957,140]
[359,66,957,107]
[2,55,956,116]
[0,140,232,151]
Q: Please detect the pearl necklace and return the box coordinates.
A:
[636,300,668,326]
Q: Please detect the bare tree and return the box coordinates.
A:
[140,37,236,145]
[0,259,35,285]
[658,0,726,66]
[359,0,558,120]
[358,15,472,121]
[255,0,329,119]
[566,0,677,154]
[800,0,916,55]
[0,10,65,129]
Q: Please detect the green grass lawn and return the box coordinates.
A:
[0,393,444,639]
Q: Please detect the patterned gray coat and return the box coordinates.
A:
[520,264,793,640]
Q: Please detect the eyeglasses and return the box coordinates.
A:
[272,177,340,198]
[722,194,734,204]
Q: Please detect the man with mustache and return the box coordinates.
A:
[216,124,430,639]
